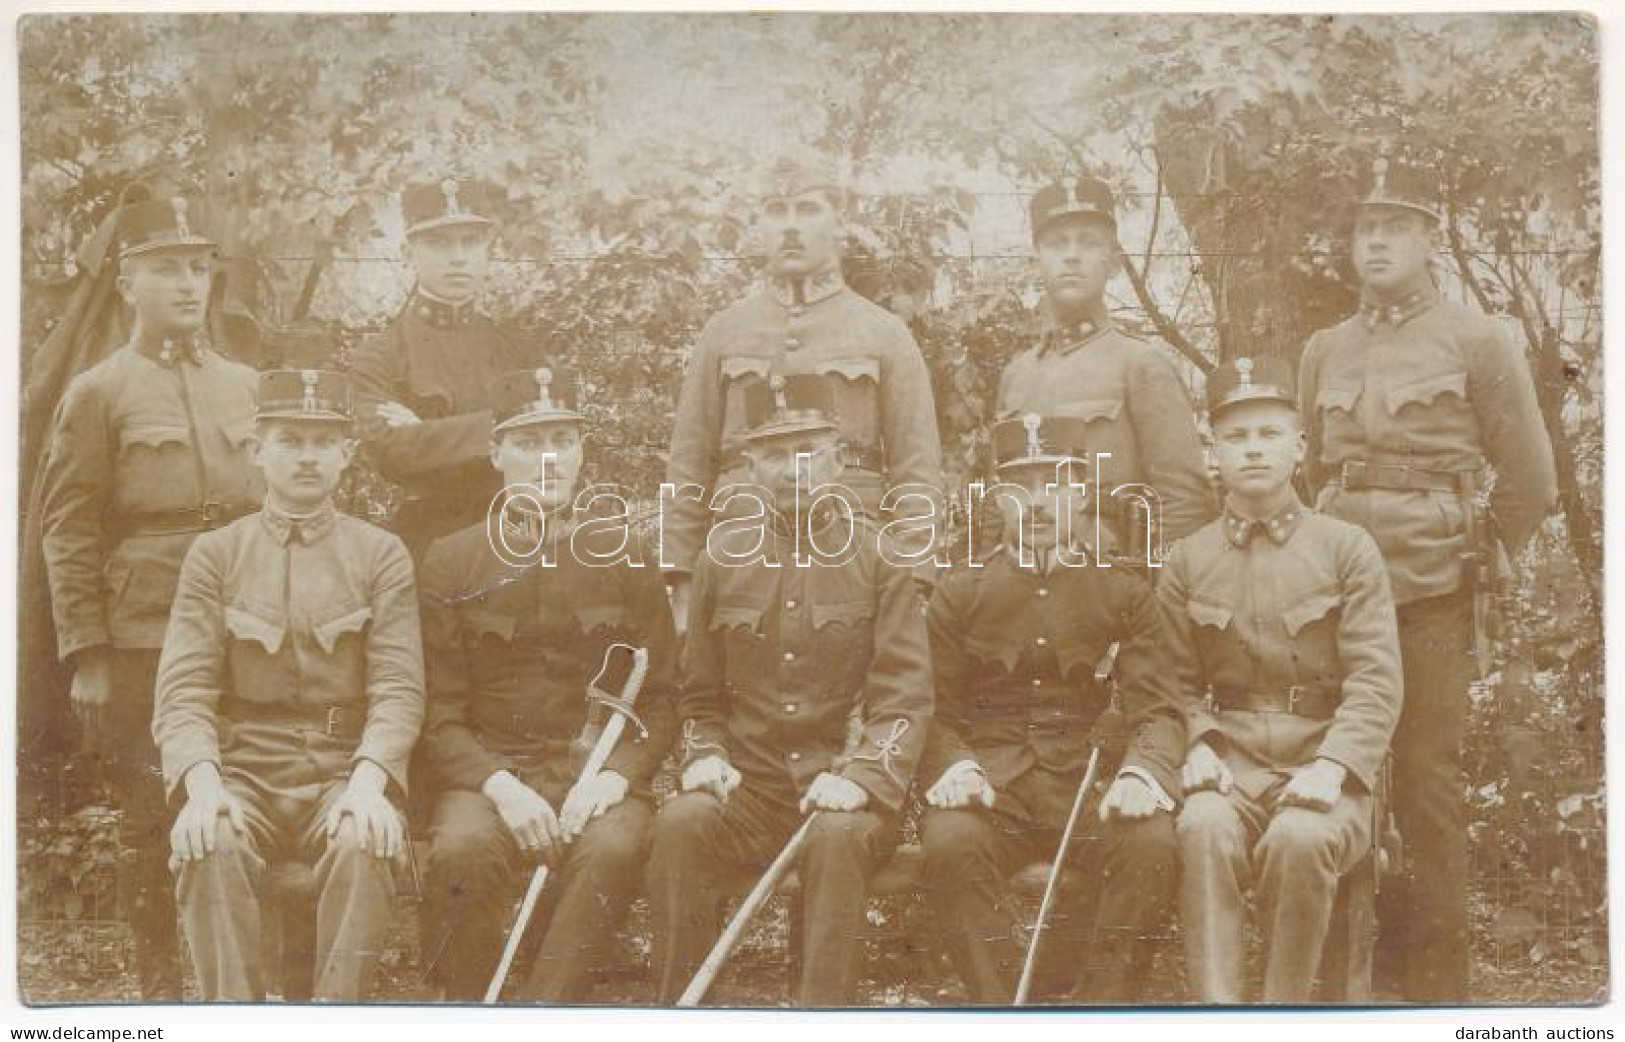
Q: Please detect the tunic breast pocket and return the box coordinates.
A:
[223,603,289,695]
[312,604,373,655]
[812,357,881,449]
[812,599,875,689]
[709,599,767,667]
[1280,587,1343,684]
[115,424,193,507]
[573,603,631,641]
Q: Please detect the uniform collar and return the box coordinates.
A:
[131,331,208,367]
[407,288,481,329]
[260,501,337,546]
[495,496,577,556]
[1358,281,1440,330]
[1034,296,1111,356]
[768,264,845,309]
[1222,496,1304,548]
[988,537,1095,575]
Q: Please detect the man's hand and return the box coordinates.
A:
[1099,774,1170,821]
[70,649,113,741]
[925,760,995,810]
[171,762,246,863]
[483,770,563,857]
[324,760,404,859]
[559,769,629,841]
[666,576,693,642]
[680,755,742,803]
[1181,740,1233,796]
[1278,758,1348,814]
[375,401,422,428]
[800,772,869,814]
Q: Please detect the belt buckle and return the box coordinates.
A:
[200,500,227,525]
[1341,460,1368,488]
[1286,685,1303,714]
[1203,687,1218,714]
[325,706,341,737]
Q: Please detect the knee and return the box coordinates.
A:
[803,810,883,861]
[176,820,258,881]
[1176,792,1244,855]
[651,792,722,852]
[428,804,509,880]
[570,803,651,872]
[1111,811,1178,872]
[1257,808,1340,874]
[920,810,997,879]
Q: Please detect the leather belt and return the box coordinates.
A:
[1336,459,1471,494]
[118,501,255,537]
[221,697,365,739]
[1203,684,1339,720]
[718,445,885,475]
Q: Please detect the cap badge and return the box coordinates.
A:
[172,197,190,238]
[441,178,462,216]
[301,370,320,413]
[1236,357,1254,390]
[533,367,553,410]
[1372,156,1389,195]
[769,374,789,413]
[1022,413,1044,459]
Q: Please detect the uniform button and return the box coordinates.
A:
[784,703,798,714]
[782,651,797,663]
[789,751,802,762]
[1037,588,1049,598]
[785,599,798,610]
[785,336,801,348]
[1035,636,1048,647]
[1032,678,1043,688]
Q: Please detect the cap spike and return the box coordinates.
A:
[1022,413,1044,460]
[441,178,462,216]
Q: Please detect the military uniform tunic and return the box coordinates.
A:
[152,504,424,1000]
[418,515,678,1001]
[663,270,946,578]
[349,293,534,558]
[1159,500,1401,1003]
[920,546,1186,1002]
[1298,285,1557,1001]
[647,512,932,1005]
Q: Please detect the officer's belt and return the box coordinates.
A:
[1203,683,1339,720]
[1335,459,1476,494]
[220,697,365,739]
[718,445,885,475]
[117,502,256,537]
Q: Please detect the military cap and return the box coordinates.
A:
[1205,355,1296,420]
[756,150,844,203]
[492,365,584,434]
[741,372,840,443]
[118,195,215,259]
[1030,176,1117,243]
[991,413,1091,474]
[401,177,502,237]
[257,369,352,424]
[1359,155,1443,224]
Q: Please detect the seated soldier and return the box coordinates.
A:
[919,414,1186,1004]
[418,367,678,1002]
[646,372,933,1007]
[1159,357,1402,1003]
[152,370,424,1002]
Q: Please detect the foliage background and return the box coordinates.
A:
[15,12,1604,1002]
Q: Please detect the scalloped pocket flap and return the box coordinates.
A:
[1282,591,1341,637]
[225,606,286,654]
[1385,371,1466,415]
[313,606,373,654]
[1186,598,1234,631]
[813,357,879,383]
[574,604,628,634]
[710,604,764,634]
[720,356,772,383]
[811,600,872,631]
[1315,384,1361,414]
[119,424,189,452]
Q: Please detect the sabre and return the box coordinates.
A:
[1015,745,1101,1006]
[482,644,650,1005]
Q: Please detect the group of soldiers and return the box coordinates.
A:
[35,149,1557,1006]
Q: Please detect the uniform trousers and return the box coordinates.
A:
[646,785,898,1006]
[1177,775,1371,1003]
[1375,591,1474,1002]
[919,767,1178,1004]
[102,649,183,999]
[173,772,398,1001]
[423,788,653,1002]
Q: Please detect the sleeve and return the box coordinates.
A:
[917,575,978,786]
[352,534,426,795]
[348,329,494,484]
[1314,528,1403,792]
[603,561,682,783]
[419,547,512,793]
[878,318,948,577]
[38,378,114,661]
[1127,348,1217,544]
[1297,332,1331,498]
[152,537,228,796]
[838,550,935,812]
[661,319,725,577]
[1469,321,1558,554]
[1153,541,1222,750]
[1110,576,1190,803]
[675,555,732,768]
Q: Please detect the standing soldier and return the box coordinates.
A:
[350,177,534,560]
[152,370,423,1001]
[1297,158,1558,1002]
[418,367,678,1002]
[646,372,933,1006]
[663,150,946,628]
[998,177,1214,559]
[919,413,1187,1004]
[38,195,264,999]
[1163,357,1402,1003]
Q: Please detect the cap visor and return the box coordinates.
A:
[406,214,495,237]
[255,409,352,424]
[493,409,585,434]
[121,235,217,259]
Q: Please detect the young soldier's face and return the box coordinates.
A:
[1211,401,1305,501]
[995,462,1088,555]
[253,420,354,512]
[406,224,493,304]
[1035,218,1118,314]
[1352,206,1436,295]
[758,190,843,279]
[117,247,213,336]
[491,422,584,513]
[745,428,845,512]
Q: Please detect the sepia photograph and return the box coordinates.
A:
[9,7,1606,1015]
